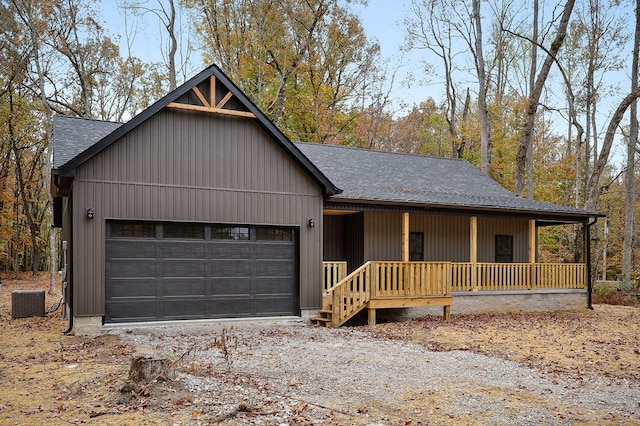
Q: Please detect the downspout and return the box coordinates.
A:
[62,290,73,334]
[586,218,598,310]
[63,195,74,335]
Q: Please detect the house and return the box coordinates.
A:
[52,64,602,334]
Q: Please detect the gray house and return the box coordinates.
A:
[52,64,602,334]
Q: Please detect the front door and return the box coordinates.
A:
[409,232,424,261]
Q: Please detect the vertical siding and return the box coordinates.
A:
[363,212,402,262]
[323,215,345,261]
[73,109,325,315]
[361,212,526,263]
[344,213,365,272]
[410,213,470,261]
[477,217,529,262]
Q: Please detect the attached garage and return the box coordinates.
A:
[51,64,339,334]
[105,221,298,322]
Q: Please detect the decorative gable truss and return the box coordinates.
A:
[167,75,257,119]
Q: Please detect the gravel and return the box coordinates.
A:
[110,319,640,425]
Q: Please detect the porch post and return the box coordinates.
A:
[402,212,410,262]
[529,219,537,289]
[470,216,477,289]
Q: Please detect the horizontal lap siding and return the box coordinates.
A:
[73,109,323,316]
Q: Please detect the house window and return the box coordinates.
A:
[212,226,250,240]
[110,221,156,238]
[256,227,293,241]
[495,235,513,263]
[164,223,205,239]
[409,232,424,261]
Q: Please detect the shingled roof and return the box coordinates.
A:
[296,143,601,221]
[53,115,122,169]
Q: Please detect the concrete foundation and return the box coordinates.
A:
[377,289,588,322]
[72,316,103,337]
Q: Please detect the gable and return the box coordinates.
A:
[52,64,339,196]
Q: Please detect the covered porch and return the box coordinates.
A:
[314,209,590,328]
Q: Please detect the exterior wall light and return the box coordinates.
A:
[86,208,94,219]
[307,218,315,228]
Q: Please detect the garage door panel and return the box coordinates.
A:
[107,278,157,298]
[109,259,156,278]
[255,260,294,277]
[162,242,205,259]
[107,241,156,258]
[207,298,252,317]
[252,297,298,316]
[106,300,157,322]
[163,278,205,296]
[254,277,296,295]
[210,278,251,295]
[210,245,251,259]
[210,260,252,277]
[255,244,294,259]
[163,259,205,277]
[162,299,205,319]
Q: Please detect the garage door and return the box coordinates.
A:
[105,221,298,323]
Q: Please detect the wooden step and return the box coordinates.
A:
[309,316,333,327]
[309,307,334,327]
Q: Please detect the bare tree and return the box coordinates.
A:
[514,0,575,196]
[121,0,183,90]
[622,0,640,284]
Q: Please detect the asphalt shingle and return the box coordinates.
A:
[53,115,122,169]
[296,142,598,218]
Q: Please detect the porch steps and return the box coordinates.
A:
[309,309,333,327]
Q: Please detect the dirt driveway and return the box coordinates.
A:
[1,273,639,425]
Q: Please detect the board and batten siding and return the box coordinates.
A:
[361,211,529,264]
[477,216,529,262]
[410,213,470,262]
[72,109,324,317]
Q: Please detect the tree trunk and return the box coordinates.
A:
[514,0,576,196]
[473,0,491,174]
[526,0,539,199]
[623,0,640,283]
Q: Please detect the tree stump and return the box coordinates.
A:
[128,356,175,383]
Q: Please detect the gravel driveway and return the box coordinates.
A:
[111,319,640,425]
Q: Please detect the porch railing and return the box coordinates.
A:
[450,262,587,291]
[323,261,347,291]
[324,261,587,295]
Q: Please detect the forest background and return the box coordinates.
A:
[1,0,640,291]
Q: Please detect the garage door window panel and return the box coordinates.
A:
[110,222,156,238]
[164,223,205,239]
[213,226,250,240]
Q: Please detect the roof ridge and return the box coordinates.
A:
[295,141,467,163]
[54,114,123,125]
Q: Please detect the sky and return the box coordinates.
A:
[102,0,426,114]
